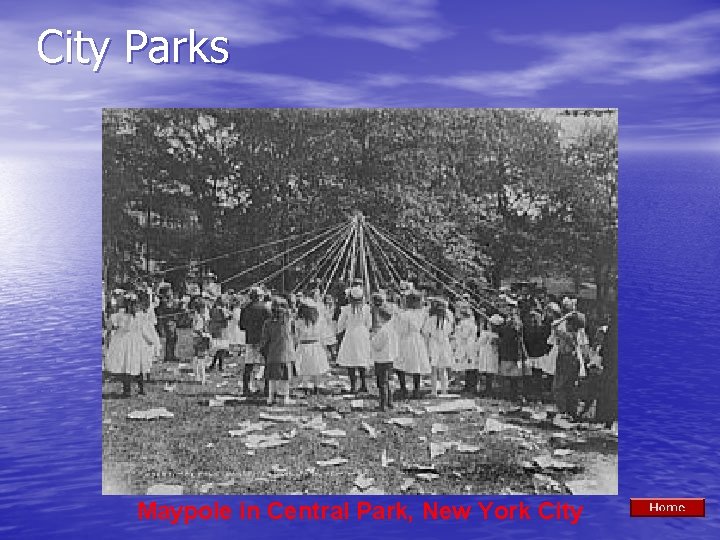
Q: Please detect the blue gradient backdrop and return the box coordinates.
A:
[1,1,719,538]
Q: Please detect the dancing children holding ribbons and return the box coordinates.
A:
[476,314,503,396]
[104,292,157,397]
[422,297,454,397]
[321,294,338,361]
[261,297,296,406]
[294,298,330,395]
[336,286,372,394]
[453,302,478,393]
[394,289,431,399]
[370,302,397,411]
[137,291,161,382]
[239,287,271,396]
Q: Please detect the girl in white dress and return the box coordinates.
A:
[539,303,562,378]
[371,303,397,411]
[321,294,338,360]
[145,291,162,358]
[336,286,372,393]
[477,314,502,396]
[394,291,431,399]
[208,298,231,371]
[138,292,161,381]
[226,301,245,355]
[422,298,454,397]
[453,304,478,392]
[294,299,330,394]
[104,294,157,397]
[106,298,125,349]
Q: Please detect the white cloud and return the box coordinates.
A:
[72,124,99,132]
[621,137,720,152]
[325,0,450,49]
[426,9,720,96]
[221,71,372,106]
[328,0,439,22]
[327,23,449,49]
[71,0,296,47]
[624,117,720,133]
[1,4,718,152]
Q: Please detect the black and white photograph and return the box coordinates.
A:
[102,108,618,495]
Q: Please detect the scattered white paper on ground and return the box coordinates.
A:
[321,439,340,448]
[354,473,374,490]
[553,416,576,430]
[147,484,183,495]
[361,422,378,438]
[259,412,308,423]
[532,455,554,469]
[431,423,448,434]
[425,399,477,414]
[316,457,348,467]
[301,416,327,431]
[243,433,292,449]
[400,478,415,491]
[430,441,453,460]
[229,421,274,438]
[455,443,481,453]
[484,417,511,433]
[387,417,415,428]
[127,408,174,420]
[321,428,347,438]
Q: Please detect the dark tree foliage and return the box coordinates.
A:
[103,109,617,308]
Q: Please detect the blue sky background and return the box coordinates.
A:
[0,0,718,153]
[1,3,720,538]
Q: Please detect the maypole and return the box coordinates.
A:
[324,215,356,297]
[357,213,371,297]
[348,213,360,283]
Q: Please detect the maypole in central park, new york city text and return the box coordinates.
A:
[137,500,584,525]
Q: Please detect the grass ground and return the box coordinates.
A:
[102,345,617,495]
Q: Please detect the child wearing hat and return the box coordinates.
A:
[191,301,208,357]
[523,310,551,400]
[104,293,156,397]
[552,312,585,417]
[537,302,562,385]
[156,294,179,363]
[370,303,397,411]
[294,299,330,395]
[370,291,387,330]
[208,297,231,372]
[477,314,503,396]
[394,289,431,399]
[498,308,528,401]
[261,298,296,406]
[453,303,478,393]
[239,287,272,396]
[226,299,246,359]
[321,294,338,361]
[336,286,372,394]
[137,291,161,382]
[193,333,211,385]
[422,298,454,397]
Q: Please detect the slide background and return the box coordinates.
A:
[1,1,718,538]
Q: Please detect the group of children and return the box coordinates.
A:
[330,284,568,410]
[103,275,612,421]
[103,290,162,397]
